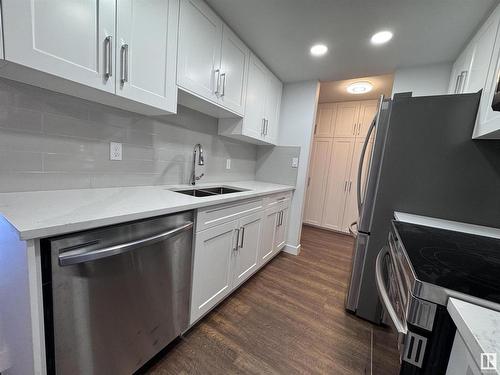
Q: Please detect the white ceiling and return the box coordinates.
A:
[319,74,394,103]
[205,0,499,83]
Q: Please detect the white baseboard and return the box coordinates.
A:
[283,243,301,256]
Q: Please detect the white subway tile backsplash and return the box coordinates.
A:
[0,78,257,192]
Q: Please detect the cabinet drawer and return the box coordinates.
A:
[196,198,264,232]
[263,191,292,208]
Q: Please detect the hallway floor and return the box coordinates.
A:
[145,225,400,374]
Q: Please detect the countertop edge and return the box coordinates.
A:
[9,185,295,241]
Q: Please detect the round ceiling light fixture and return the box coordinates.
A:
[371,30,393,45]
[347,81,373,94]
[310,44,328,57]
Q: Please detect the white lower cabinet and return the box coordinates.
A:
[232,211,263,288]
[190,193,291,324]
[190,220,238,323]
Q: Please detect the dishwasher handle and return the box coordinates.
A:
[59,221,194,266]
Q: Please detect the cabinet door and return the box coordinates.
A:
[342,140,373,233]
[475,19,500,138]
[243,54,268,140]
[190,221,238,323]
[357,100,378,139]
[304,139,332,226]
[233,212,263,287]
[315,103,337,138]
[178,0,222,103]
[264,73,283,144]
[219,26,249,115]
[2,0,115,92]
[321,139,353,232]
[466,17,500,93]
[116,0,178,112]
[334,102,360,137]
[259,206,279,265]
[274,205,289,251]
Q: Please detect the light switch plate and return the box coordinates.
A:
[110,142,122,161]
[291,157,299,168]
[226,159,231,169]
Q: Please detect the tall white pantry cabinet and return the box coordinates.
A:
[304,100,378,234]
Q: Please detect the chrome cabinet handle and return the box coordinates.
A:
[104,36,113,78]
[348,181,352,192]
[233,228,240,251]
[59,222,193,266]
[214,69,221,95]
[357,123,361,135]
[220,72,226,97]
[266,119,269,135]
[280,211,284,226]
[375,247,407,335]
[344,181,348,192]
[352,123,356,135]
[239,226,245,248]
[459,70,468,93]
[262,118,266,135]
[120,44,129,84]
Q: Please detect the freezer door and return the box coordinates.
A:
[357,100,391,233]
[345,231,370,311]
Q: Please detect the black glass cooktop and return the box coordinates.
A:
[393,221,500,304]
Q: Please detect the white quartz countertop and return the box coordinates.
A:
[448,298,500,373]
[0,181,294,240]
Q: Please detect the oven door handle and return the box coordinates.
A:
[375,246,408,335]
[58,222,194,266]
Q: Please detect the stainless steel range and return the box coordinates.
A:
[376,218,500,374]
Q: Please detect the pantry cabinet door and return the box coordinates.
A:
[219,25,249,115]
[178,0,222,103]
[342,140,373,233]
[190,221,238,324]
[304,139,332,226]
[321,139,353,232]
[357,100,378,139]
[334,102,360,137]
[233,212,263,288]
[315,103,337,138]
[116,0,178,112]
[2,0,115,92]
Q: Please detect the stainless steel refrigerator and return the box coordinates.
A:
[345,91,500,323]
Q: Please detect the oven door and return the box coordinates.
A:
[375,246,408,358]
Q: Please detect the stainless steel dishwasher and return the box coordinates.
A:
[41,211,194,375]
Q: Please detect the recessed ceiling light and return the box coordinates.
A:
[310,44,328,57]
[371,30,393,45]
[347,81,373,94]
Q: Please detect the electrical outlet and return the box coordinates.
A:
[110,142,122,161]
[226,159,231,169]
[291,157,299,168]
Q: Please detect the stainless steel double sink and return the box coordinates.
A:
[172,186,247,197]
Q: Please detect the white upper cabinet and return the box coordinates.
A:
[219,26,249,115]
[2,0,116,92]
[265,73,283,144]
[242,55,269,139]
[1,0,179,114]
[218,53,283,145]
[177,0,250,117]
[357,100,378,138]
[116,0,178,112]
[177,0,222,103]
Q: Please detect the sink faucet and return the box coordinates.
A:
[190,143,205,185]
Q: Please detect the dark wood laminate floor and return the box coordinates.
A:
[145,225,400,375]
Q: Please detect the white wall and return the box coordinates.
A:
[392,63,452,97]
[277,81,320,255]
